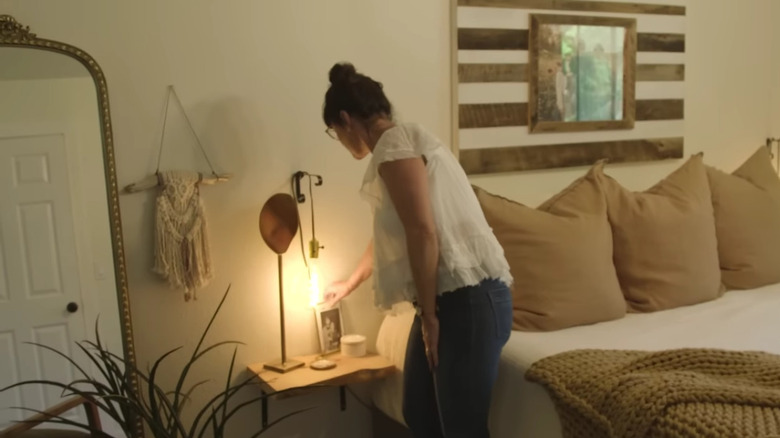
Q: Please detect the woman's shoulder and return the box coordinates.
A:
[398,121,432,137]
[376,122,431,148]
[397,122,444,149]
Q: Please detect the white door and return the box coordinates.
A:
[0,132,87,429]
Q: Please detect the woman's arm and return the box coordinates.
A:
[347,239,374,291]
[323,239,373,306]
[379,156,440,367]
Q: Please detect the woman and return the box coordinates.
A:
[321,62,513,438]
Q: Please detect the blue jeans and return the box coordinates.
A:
[402,279,513,438]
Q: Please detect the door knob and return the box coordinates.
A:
[66,302,79,313]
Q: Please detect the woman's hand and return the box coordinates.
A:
[322,240,373,308]
[422,315,440,370]
[323,280,352,308]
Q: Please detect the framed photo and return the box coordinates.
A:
[529,14,637,134]
[315,303,344,354]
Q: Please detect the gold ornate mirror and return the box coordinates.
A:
[0,15,141,437]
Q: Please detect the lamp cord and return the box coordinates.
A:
[292,177,309,274]
[292,172,321,278]
[309,175,317,242]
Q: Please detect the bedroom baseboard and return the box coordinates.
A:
[372,407,412,438]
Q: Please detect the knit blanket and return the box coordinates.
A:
[525,349,780,438]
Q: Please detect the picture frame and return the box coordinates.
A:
[528,14,637,134]
[314,303,344,355]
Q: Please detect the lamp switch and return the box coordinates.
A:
[309,238,323,258]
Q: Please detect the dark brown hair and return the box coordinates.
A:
[322,62,392,127]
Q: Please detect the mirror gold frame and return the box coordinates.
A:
[0,15,143,438]
[528,14,637,134]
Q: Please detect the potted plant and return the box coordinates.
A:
[2,285,311,437]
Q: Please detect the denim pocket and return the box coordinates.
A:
[487,287,512,343]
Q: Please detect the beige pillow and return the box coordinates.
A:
[597,154,723,312]
[474,163,625,331]
[707,146,780,289]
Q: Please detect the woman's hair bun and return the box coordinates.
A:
[329,62,357,85]
[322,62,393,127]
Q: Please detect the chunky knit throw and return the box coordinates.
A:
[526,348,780,438]
[153,170,212,301]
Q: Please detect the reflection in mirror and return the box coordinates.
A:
[0,48,122,433]
[536,24,626,122]
[529,14,636,134]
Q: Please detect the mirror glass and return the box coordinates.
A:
[536,24,626,123]
[0,47,122,431]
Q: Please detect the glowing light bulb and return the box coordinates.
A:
[308,259,322,307]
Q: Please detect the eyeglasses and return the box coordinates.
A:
[325,127,337,140]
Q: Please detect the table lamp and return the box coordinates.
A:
[258,193,304,373]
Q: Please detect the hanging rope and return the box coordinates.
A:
[155,85,219,177]
[292,176,309,272]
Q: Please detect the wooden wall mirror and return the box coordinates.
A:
[528,14,637,134]
[0,15,142,437]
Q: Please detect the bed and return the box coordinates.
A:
[372,284,780,437]
[371,147,780,437]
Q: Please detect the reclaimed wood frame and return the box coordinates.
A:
[450,0,686,174]
[527,14,637,134]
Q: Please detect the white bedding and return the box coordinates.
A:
[372,284,780,437]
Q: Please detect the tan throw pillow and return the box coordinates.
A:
[474,163,625,331]
[707,146,780,289]
[597,154,723,312]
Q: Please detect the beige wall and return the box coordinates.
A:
[1,0,775,436]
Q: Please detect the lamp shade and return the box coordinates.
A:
[259,193,298,255]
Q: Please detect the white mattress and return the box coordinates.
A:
[372,284,780,437]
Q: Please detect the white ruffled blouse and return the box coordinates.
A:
[360,123,513,311]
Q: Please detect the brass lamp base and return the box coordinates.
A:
[264,359,304,373]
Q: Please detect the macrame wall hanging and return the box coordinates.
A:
[124,85,231,301]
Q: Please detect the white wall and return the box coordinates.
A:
[0,0,774,437]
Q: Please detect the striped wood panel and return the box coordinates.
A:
[459,63,684,83]
[458,64,528,83]
[452,0,686,172]
[460,99,683,128]
[459,29,685,53]
[637,32,685,52]
[457,0,685,16]
[458,29,528,51]
[460,137,684,174]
